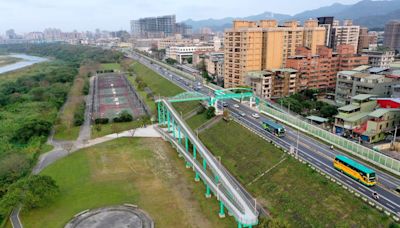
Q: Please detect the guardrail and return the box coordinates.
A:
[259,102,400,176]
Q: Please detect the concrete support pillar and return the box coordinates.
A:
[238,222,242,228]
[219,201,225,218]
[203,159,207,171]
[195,172,200,182]
[178,127,181,144]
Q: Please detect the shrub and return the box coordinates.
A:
[113,111,133,123]
[73,102,86,126]
[95,118,109,124]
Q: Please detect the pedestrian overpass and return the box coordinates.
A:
[155,97,259,227]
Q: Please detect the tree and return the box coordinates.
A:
[165,58,177,65]
[223,109,230,121]
[187,57,193,64]
[13,119,52,144]
[206,107,216,119]
[0,153,31,197]
[320,105,338,118]
[0,175,59,218]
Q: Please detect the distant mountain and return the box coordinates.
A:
[183,0,400,31]
[183,12,291,32]
[293,3,352,21]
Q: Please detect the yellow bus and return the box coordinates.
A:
[333,155,376,186]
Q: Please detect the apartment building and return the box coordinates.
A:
[223,19,325,88]
[363,50,395,68]
[384,20,400,52]
[157,35,197,50]
[357,27,378,53]
[335,67,400,106]
[246,69,298,99]
[286,44,368,89]
[335,96,400,143]
[331,20,360,53]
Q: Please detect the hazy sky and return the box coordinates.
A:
[1,0,360,33]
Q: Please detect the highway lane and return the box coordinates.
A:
[128,52,400,214]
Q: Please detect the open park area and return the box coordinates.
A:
[20,138,236,228]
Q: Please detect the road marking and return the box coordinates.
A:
[387,203,396,209]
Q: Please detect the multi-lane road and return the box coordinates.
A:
[127,51,400,216]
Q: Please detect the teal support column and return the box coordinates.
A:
[215,175,219,183]
[172,119,176,138]
[178,127,181,144]
[185,136,191,168]
[203,159,207,171]
[238,222,242,228]
[193,145,197,159]
[157,102,161,124]
[195,172,200,182]
[162,104,167,125]
[167,111,171,132]
[205,185,211,198]
[219,201,225,218]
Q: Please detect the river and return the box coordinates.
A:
[0,54,48,74]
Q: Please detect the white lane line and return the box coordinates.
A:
[387,203,396,209]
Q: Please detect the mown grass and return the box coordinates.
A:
[186,111,208,130]
[20,138,235,228]
[198,119,394,227]
[130,61,199,115]
[100,63,121,71]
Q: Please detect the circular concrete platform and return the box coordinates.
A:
[65,205,154,228]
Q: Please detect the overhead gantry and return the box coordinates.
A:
[155,99,259,227]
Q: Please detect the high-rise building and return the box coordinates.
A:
[130,15,176,38]
[286,45,368,90]
[357,27,378,53]
[175,23,192,37]
[223,19,325,88]
[317,16,334,47]
[331,19,360,53]
[384,20,400,52]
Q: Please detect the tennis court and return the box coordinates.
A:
[93,73,147,120]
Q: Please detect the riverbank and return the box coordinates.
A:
[0,54,48,74]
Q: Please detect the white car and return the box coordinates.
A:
[240,112,246,117]
[233,104,239,108]
[251,113,260,119]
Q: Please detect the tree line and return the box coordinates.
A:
[0,43,123,223]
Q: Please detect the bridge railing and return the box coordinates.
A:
[259,102,400,176]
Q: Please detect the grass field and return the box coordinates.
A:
[100,63,121,71]
[197,119,394,227]
[186,111,208,130]
[130,61,199,116]
[91,120,149,138]
[20,138,235,228]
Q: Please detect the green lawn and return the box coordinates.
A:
[100,63,121,71]
[53,125,81,141]
[186,112,208,130]
[91,120,149,139]
[129,61,200,116]
[198,119,394,227]
[20,138,234,228]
